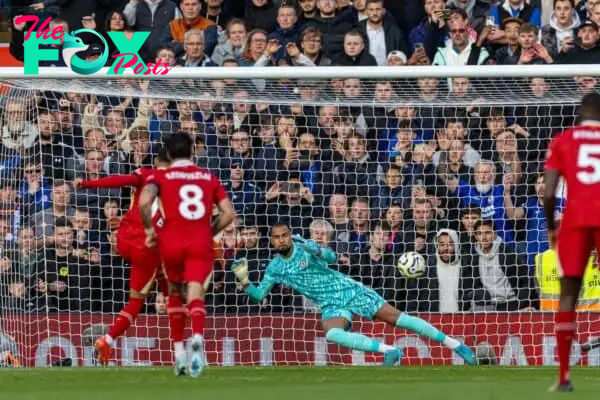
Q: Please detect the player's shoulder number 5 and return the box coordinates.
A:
[179,184,206,220]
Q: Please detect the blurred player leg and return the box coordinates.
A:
[167,282,188,376]
[376,303,477,365]
[185,258,211,378]
[552,229,591,392]
[322,317,402,367]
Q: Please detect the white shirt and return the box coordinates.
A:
[366,23,387,66]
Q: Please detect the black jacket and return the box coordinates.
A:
[244,0,277,33]
[331,48,378,66]
[305,7,358,58]
[358,19,408,58]
[557,45,600,64]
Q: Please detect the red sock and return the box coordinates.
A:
[108,297,144,340]
[187,299,206,336]
[156,275,169,297]
[167,295,186,343]
[555,311,577,384]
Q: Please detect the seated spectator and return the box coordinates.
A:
[15,227,40,277]
[409,0,445,58]
[432,9,489,65]
[494,17,524,64]
[265,175,319,236]
[307,0,358,58]
[429,228,474,313]
[220,129,256,175]
[98,229,128,313]
[32,217,95,312]
[459,206,481,253]
[442,159,514,244]
[383,201,406,254]
[432,117,481,168]
[1,272,35,314]
[557,20,600,63]
[37,110,77,183]
[267,4,301,60]
[10,17,68,67]
[436,139,475,186]
[238,29,269,66]
[504,172,564,267]
[326,193,351,248]
[74,150,120,216]
[204,0,233,29]
[223,159,266,219]
[447,0,490,34]
[492,129,524,184]
[245,0,277,32]
[298,0,318,24]
[370,165,406,217]
[291,27,332,66]
[2,99,38,152]
[20,158,51,218]
[336,197,371,257]
[471,220,537,311]
[489,0,541,29]
[178,30,218,67]
[108,127,154,175]
[541,0,581,59]
[71,207,102,259]
[212,18,247,65]
[30,179,75,239]
[162,0,218,58]
[332,30,378,66]
[331,133,377,198]
[155,45,178,68]
[359,0,407,65]
[517,23,554,63]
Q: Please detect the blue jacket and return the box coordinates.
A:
[224,180,265,217]
[267,24,300,61]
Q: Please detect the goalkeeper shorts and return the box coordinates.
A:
[321,287,386,330]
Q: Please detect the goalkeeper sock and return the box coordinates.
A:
[167,295,186,345]
[396,314,460,349]
[325,328,389,353]
[555,311,576,384]
[107,297,144,341]
[187,299,207,336]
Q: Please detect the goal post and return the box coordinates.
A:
[0,65,599,368]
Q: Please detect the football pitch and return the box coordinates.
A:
[2,367,600,400]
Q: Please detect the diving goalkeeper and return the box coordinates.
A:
[231,223,477,366]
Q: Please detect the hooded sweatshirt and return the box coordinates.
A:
[434,229,462,313]
[540,11,581,56]
[475,236,516,304]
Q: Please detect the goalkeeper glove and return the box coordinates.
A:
[230,258,249,286]
[292,234,320,256]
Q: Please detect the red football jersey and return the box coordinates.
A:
[545,123,600,229]
[145,160,228,239]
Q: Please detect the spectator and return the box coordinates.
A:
[178,29,218,66]
[447,0,491,35]
[429,229,473,313]
[408,0,446,57]
[30,179,75,239]
[265,175,318,236]
[540,0,581,59]
[33,217,95,312]
[489,0,541,28]
[471,220,537,311]
[10,17,68,67]
[155,45,178,68]
[459,206,481,252]
[267,4,301,60]
[103,11,129,59]
[15,227,40,277]
[71,207,102,258]
[74,150,120,216]
[223,159,266,219]
[337,197,371,257]
[307,0,358,58]
[503,172,565,267]
[442,159,514,244]
[492,129,524,184]
[359,0,407,66]
[20,158,51,218]
[432,116,481,168]
[245,0,277,32]
[326,193,351,248]
[2,99,38,152]
[432,10,490,65]
[516,23,554,64]
[163,0,218,58]
[298,0,318,24]
[332,30,378,65]
[204,0,232,29]
[37,110,77,183]
[436,139,475,186]
[370,164,406,216]
[383,201,405,254]
[557,20,600,63]
[238,29,268,66]
[331,133,377,198]
[494,17,524,64]
[98,229,128,313]
[212,18,247,65]
[291,26,332,66]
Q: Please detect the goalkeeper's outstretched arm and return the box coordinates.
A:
[231,259,277,303]
[292,234,337,264]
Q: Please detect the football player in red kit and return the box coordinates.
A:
[544,93,600,392]
[139,132,235,378]
[73,148,170,366]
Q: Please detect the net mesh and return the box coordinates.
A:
[0,72,599,367]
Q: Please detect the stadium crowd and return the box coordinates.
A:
[1,0,600,316]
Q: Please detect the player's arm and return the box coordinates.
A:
[230,258,277,302]
[292,234,337,264]
[211,176,237,235]
[74,173,142,189]
[138,182,159,243]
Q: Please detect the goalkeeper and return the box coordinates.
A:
[231,223,477,366]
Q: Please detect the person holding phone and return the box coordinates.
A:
[265,175,317,237]
[556,20,600,64]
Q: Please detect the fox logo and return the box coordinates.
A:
[61,29,109,75]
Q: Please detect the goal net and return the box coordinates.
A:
[1,66,599,368]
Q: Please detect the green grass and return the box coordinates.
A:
[1,367,599,400]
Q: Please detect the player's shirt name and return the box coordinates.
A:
[573,130,600,139]
[165,171,211,181]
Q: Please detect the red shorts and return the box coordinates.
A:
[117,227,161,295]
[158,235,213,284]
[557,227,600,278]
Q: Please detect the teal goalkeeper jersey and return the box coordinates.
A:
[246,243,364,309]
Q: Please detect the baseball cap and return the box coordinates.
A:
[580,20,599,30]
[84,43,103,58]
[387,50,407,64]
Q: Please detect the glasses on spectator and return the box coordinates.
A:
[450,29,466,34]
[252,37,267,43]
[24,168,41,174]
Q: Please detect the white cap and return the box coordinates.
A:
[387,50,407,64]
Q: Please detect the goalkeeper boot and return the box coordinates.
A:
[94,337,110,367]
[549,381,574,392]
[455,343,477,365]
[383,348,403,367]
[189,335,205,378]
